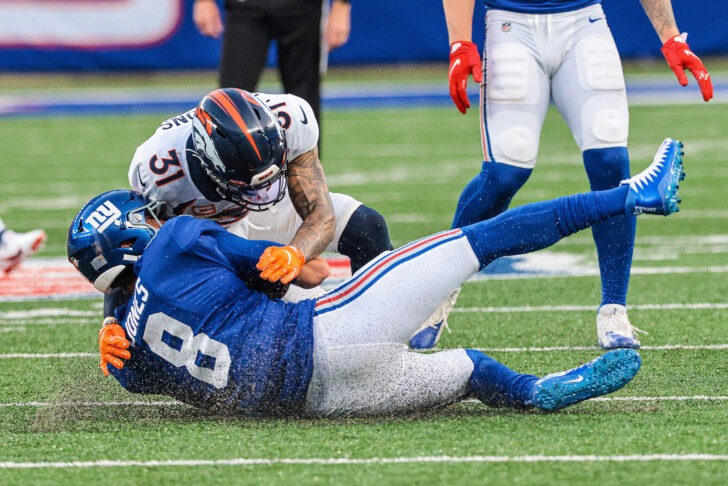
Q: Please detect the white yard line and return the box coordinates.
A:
[0,400,181,408]
[0,309,97,319]
[471,344,728,352]
[454,302,728,313]
[3,343,728,360]
[2,396,725,409]
[2,454,728,469]
[0,353,95,359]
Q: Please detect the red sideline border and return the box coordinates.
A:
[0,257,352,302]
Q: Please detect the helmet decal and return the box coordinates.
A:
[192,116,226,173]
[207,89,262,161]
[85,200,122,233]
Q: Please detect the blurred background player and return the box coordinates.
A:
[193,0,352,152]
[0,217,46,274]
[436,0,713,350]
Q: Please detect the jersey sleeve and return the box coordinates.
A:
[262,93,319,161]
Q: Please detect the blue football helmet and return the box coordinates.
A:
[67,190,163,293]
[190,88,288,211]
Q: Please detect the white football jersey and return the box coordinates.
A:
[127,93,319,226]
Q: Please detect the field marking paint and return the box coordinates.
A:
[0,309,97,319]
[3,343,728,360]
[470,344,728,352]
[2,454,728,469]
[0,353,95,359]
[2,396,726,410]
[454,302,728,313]
[0,400,181,408]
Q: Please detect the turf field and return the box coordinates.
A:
[1,80,728,484]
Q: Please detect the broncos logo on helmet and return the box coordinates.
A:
[189,88,288,211]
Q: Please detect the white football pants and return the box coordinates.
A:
[304,230,479,417]
[481,4,629,168]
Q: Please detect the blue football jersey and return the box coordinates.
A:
[108,216,315,415]
[484,0,600,14]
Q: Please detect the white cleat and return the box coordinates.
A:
[409,287,461,350]
[597,304,646,350]
[0,229,47,274]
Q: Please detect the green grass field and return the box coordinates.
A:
[1,87,728,484]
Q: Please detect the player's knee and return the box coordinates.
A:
[480,160,531,198]
[582,147,630,190]
[497,126,539,165]
[591,109,629,146]
[338,205,393,273]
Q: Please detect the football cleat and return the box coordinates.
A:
[529,348,641,412]
[409,287,461,350]
[0,229,46,274]
[597,304,646,349]
[623,138,684,216]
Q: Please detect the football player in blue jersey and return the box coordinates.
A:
[69,138,684,417]
[417,0,713,351]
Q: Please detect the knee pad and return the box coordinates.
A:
[583,147,630,190]
[337,205,393,273]
[578,95,629,149]
[498,125,539,165]
[592,108,629,145]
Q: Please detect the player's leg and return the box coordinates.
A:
[550,4,637,348]
[308,143,681,415]
[413,11,550,350]
[0,217,46,274]
[452,10,551,228]
[306,336,641,416]
[317,138,683,349]
[337,204,393,274]
[273,1,322,126]
[219,4,270,90]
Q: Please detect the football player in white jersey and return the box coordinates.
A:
[430,0,713,350]
[102,88,394,320]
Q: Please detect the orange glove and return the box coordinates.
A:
[448,40,483,114]
[661,33,713,102]
[99,317,131,377]
[256,245,305,285]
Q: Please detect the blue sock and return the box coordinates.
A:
[465,349,537,408]
[583,148,636,307]
[451,161,531,228]
[462,186,629,270]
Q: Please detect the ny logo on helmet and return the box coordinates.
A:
[85,201,122,233]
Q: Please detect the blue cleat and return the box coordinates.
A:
[409,288,461,350]
[623,138,684,216]
[528,349,641,411]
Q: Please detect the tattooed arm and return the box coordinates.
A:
[639,0,680,42]
[286,146,336,261]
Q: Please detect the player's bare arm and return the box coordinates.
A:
[442,0,475,43]
[640,0,713,101]
[638,0,679,42]
[286,146,336,262]
[443,0,482,113]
